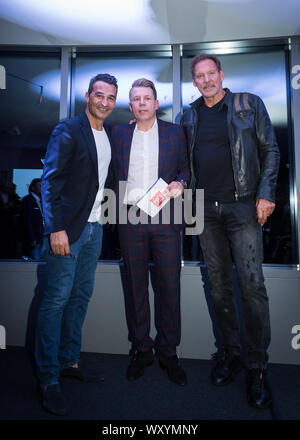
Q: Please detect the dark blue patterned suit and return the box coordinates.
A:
[111,119,190,356]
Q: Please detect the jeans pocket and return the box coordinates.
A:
[48,249,75,259]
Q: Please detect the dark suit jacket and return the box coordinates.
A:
[20,193,43,243]
[111,118,190,228]
[42,112,114,244]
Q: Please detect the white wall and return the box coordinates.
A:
[1,262,300,365]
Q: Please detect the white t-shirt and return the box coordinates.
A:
[88,128,111,223]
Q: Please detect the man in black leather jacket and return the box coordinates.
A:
[181,53,280,409]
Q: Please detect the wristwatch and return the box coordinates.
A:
[178,179,188,189]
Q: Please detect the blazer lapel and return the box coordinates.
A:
[80,112,98,179]
[157,119,166,178]
[122,123,136,181]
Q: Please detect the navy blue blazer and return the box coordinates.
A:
[42,112,114,244]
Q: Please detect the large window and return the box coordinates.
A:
[0,50,61,259]
[71,48,173,125]
[0,41,297,265]
[181,46,296,265]
[71,48,173,259]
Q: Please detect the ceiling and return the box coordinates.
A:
[0,0,299,46]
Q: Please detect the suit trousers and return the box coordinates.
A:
[119,222,182,357]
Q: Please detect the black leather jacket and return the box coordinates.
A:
[181,89,280,202]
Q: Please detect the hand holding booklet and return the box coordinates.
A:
[136,178,170,217]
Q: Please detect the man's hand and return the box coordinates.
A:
[256,198,275,226]
[50,230,70,256]
[164,181,184,199]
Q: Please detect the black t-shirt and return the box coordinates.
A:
[193,95,236,202]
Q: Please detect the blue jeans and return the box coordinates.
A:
[35,222,102,387]
[199,200,270,368]
[31,241,43,260]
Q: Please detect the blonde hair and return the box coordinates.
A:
[129,78,157,100]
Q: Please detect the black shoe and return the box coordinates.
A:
[247,368,272,409]
[60,366,104,383]
[211,351,242,386]
[40,384,69,416]
[126,350,154,381]
[159,354,187,386]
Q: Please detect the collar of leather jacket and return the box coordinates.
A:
[190,87,232,110]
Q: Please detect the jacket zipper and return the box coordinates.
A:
[227,106,239,202]
[189,107,198,190]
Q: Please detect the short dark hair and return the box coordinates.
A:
[129,78,157,100]
[29,178,41,193]
[191,54,222,78]
[88,73,118,95]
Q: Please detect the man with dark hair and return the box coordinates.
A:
[35,73,117,415]
[181,54,280,409]
[88,73,119,95]
[111,78,190,386]
[190,54,222,75]
[20,177,43,259]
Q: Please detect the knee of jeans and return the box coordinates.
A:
[243,288,269,304]
[210,289,230,305]
[238,271,267,297]
[209,282,232,304]
[39,290,70,311]
[208,271,231,291]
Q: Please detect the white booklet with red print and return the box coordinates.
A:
[136,178,170,217]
